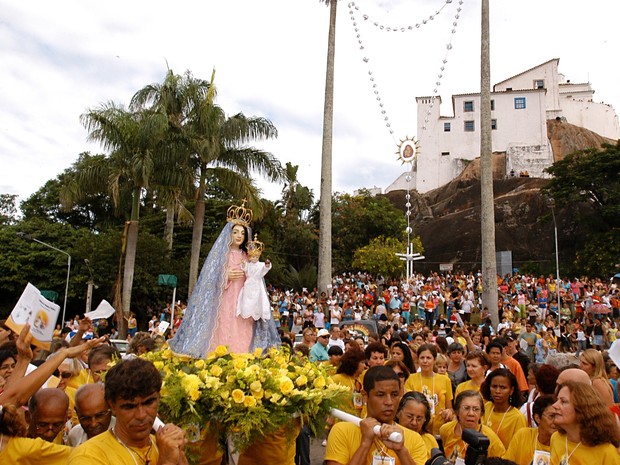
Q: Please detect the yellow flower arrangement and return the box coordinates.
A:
[143,344,348,455]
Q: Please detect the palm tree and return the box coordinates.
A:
[130,70,210,251]
[62,102,168,335]
[318,0,338,296]
[186,83,283,295]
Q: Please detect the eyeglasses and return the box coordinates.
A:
[35,421,65,432]
[78,409,111,423]
[58,371,74,379]
[460,406,482,413]
[395,372,407,378]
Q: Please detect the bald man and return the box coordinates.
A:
[67,383,115,446]
[556,367,592,386]
[27,388,70,443]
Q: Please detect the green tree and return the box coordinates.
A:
[545,141,620,229]
[0,194,18,226]
[352,236,423,278]
[321,191,408,272]
[62,102,168,334]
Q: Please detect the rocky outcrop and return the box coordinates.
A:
[383,121,612,273]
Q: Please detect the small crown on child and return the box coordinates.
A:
[226,199,253,226]
[247,234,264,259]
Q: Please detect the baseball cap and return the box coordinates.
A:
[317,329,330,338]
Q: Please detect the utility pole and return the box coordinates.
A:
[480,0,499,328]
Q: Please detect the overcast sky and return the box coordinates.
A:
[1,0,618,206]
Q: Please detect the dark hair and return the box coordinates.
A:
[481,368,523,407]
[0,349,16,366]
[104,358,162,404]
[294,343,310,357]
[337,347,367,376]
[435,337,449,354]
[397,391,432,434]
[447,342,465,354]
[534,364,560,396]
[88,345,121,368]
[416,343,437,358]
[485,341,504,354]
[365,342,388,360]
[362,366,400,393]
[328,345,344,356]
[391,341,415,373]
[532,395,555,419]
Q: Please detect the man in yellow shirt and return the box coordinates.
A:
[69,358,187,465]
[324,366,428,465]
[26,388,70,444]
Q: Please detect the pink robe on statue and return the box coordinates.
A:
[209,249,254,353]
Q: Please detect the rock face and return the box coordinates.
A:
[384,121,614,274]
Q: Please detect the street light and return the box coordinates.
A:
[547,199,561,316]
[17,232,71,326]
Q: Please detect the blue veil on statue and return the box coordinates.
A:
[170,213,280,359]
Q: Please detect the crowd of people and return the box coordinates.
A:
[1,270,620,464]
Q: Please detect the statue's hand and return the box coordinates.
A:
[228,268,245,281]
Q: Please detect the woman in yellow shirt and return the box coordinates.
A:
[396,391,439,455]
[330,346,367,415]
[550,380,620,465]
[455,350,490,397]
[439,390,505,462]
[404,344,454,434]
[481,368,527,449]
[503,395,556,465]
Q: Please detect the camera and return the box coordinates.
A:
[425,428,490,465]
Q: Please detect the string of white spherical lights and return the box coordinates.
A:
[347,0,466,144]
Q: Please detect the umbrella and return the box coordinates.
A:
[589,303,612,314]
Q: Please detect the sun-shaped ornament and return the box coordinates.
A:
[396,137,419,164]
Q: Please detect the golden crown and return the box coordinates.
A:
[226,199,253,226]
[247,234,264,259]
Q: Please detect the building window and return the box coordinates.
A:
[514,97,526,109]
[463,101,474,112]
[444,122,451,132]
[464,120,475,132]
[491,119,497,130]
[491,99,495,111]
[441,152,450,156]
[534,79,544,89]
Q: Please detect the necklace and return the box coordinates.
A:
[112,428,155,465]
[486,405,511,435]
[562,435,581,465]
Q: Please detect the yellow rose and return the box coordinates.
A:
[214,345,228,357]
[243,396,257,408]
[181,374,202,401]
[313,376,326,389]
[232,389,245,404]
[233,358,247,371]
[253,347,263,357]
[194,359,206,370]
[250,381,262,392]
[279,378,294,395]
[220,390,230,400]
[295,375,308,387]
[210,365,223,377]
[270,392,282,403]
[161,348,173,359]
[153,361,164,371]
[251,389,264,399]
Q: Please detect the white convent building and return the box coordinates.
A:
[386,58,620,194]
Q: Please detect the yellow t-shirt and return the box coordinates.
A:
[324,421,428,465]
[238,423,300,465]
[331,373,363,415]
[482,402,527,449]
[0,437,71,465]
[454,379,482,397]
[503,427,550,465]
[404,373,453,435]
[420,432,439,455]
[69,430,158,465]
[550,432,620,465]
[439,420,505,461]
